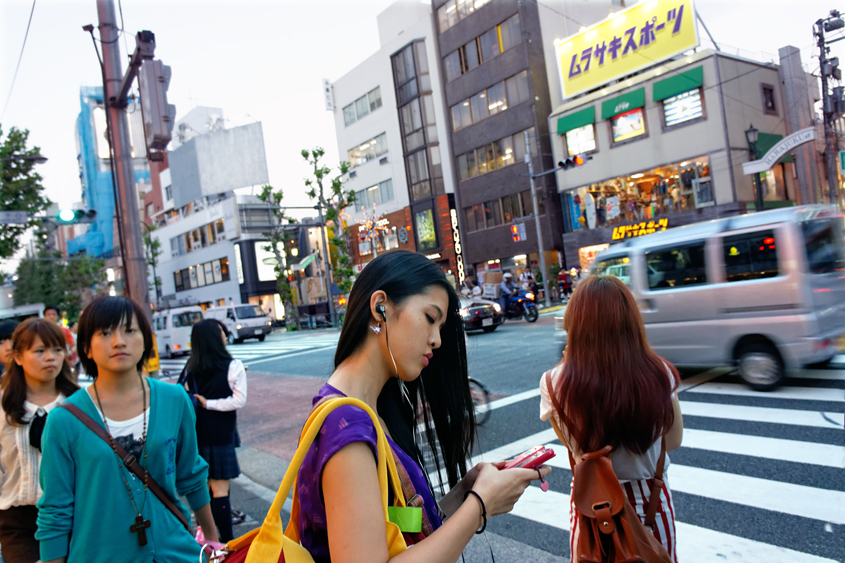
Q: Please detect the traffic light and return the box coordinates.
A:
[57,209,97,223]
[138,59,176,152]
[510,223,526,242]
[558,154,591,171]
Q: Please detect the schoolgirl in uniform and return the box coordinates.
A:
[0,319,78,563]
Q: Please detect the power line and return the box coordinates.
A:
[0,0,37,123]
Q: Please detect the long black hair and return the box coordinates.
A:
[185,319,233,380]
[77,297,153,379]
[335,250,474,490]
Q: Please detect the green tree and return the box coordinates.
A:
[255,185,297,329]
[59,254,108,321]
[0,126,52,258]
[301,148,356,295]
[143,225,163,303]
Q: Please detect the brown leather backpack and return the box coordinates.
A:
[568,441,672,563]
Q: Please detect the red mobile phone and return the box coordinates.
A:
[503,445,556,469]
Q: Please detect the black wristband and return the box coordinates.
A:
[464,490,487,534]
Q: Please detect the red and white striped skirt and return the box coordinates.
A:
[569,475,678,562]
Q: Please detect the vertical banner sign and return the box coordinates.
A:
[450,209,465,283]
[556,0,699,98]
[322,78,334,111]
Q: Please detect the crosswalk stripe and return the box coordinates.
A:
[687,383,845,402]
[512,487,840,563]
[681,428,843,467]
[541,455,844,524]
[680,400,844,429]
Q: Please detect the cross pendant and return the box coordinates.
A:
[130,514,151,546]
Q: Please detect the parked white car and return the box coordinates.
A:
[153,306,204,359]
[205,304,273,344]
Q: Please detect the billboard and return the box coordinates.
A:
[555,0,699,98]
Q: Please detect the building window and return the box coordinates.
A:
[342,86,383,127]
[437,0,490,33]
[443,14,522,83]
[164,185,172,200]
[761,84,777,115]
[565,125,597,156]
[663,89,703,128]
[456,128,533,181]
[173,257,230,293]
[505,70,530,105]
[462,191,542,233]
[611,107,646,144]
[451,100,472,131]
[451,71,530,132]
[356,179,394,209]
[348,133,388,167]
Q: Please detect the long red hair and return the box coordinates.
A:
[550,274,678,455]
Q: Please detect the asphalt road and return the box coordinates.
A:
[177,315,843,562]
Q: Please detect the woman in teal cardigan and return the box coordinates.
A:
[36,297,218,562]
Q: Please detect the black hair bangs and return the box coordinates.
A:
[77,297,153,378]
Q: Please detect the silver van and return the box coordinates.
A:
[205,304,273,344]
[556,205,845,390]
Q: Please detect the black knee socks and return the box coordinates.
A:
[211,495,234,542]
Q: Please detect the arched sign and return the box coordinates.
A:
[742,127,816,175]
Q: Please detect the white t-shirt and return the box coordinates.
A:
[539,365,672,483]
[90,396,150,464]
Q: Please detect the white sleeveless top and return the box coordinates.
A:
[539,366,672,483]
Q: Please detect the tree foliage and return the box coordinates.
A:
[301,148,356,294]
[0,126,52,258]
[143,225,163,302]
[13,248,108,322]
[255,184,297,327]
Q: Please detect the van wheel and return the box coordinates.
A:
[738,342,784,391]
[226,333,234,346]
[234,338,244,345]
[164,345,172,360]
[257,335,266,342]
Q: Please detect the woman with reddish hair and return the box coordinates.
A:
[539,275,683,561]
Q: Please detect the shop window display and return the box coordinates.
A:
[566,155,710,231]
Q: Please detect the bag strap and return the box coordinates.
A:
[644,437,666,529]
[59,402,191,532]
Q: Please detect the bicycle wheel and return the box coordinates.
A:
[468,378,491,425]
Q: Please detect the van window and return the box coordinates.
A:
[594,257,631,286]
[801,219,845,274]
[646,242,707,290]
[723,230,779,282]
[235,305,265,319]
[226,309,236,321]
[172,311,202,328]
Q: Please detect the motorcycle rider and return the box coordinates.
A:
[499,272,518,313]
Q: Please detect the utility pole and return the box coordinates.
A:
[315,203,337,327]
[815,10,845,205]
[97,0,150,310]
[524,131,551,309]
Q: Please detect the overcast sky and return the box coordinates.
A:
[0,0,842,227]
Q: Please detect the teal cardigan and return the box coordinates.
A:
[36,378,211,562]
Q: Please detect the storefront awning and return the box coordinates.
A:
[601,88,645,120]
[754,132,794,163]
[557,106,595,136]
[652,66,704,102]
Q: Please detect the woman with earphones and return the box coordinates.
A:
[295,250,549,563]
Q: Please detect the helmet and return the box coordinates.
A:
[503,273,513,279]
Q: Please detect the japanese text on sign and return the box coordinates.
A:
[556,0,699,98]
[612,218,670,240]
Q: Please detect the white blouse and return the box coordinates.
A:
[0,394,66,510]
[205,359,247,412]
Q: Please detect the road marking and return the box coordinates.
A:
[679,400,844,428]
[687,383,845,402]
[513,487,840,563]
[788,369,845,381]
[232,474,292,512]
[681,428,844,468]
[676,368,731,392]
[244,345,337,366]
[487,388,540,412]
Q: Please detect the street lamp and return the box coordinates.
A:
[0,153,48,164]
[745,124,765,212]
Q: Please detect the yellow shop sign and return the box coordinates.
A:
[555,0,699,98]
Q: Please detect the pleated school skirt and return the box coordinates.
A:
[569,474,678,563]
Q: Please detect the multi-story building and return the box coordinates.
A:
[546,2,825,269]
[433,0,616,280]
[331,0,465,283]
[68,87,151,293]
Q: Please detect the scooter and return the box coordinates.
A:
[504,289,539,323]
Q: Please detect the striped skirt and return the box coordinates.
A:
[569,474,678,562]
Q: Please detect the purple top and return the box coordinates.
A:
[297,384,442,561]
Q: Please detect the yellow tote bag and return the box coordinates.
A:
[223,397,409,562]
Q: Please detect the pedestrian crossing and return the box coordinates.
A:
[156,332,340,376]
[433,368,845,562]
